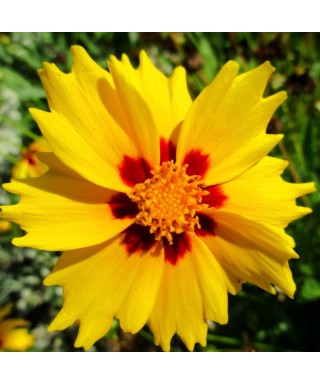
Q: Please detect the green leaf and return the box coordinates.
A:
[0,67,45,101]
[300,277,320,301]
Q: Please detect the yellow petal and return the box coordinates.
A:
[177,61,286,184]
[138,52,192,139]
[148,235,228,351]
[148,260,207,351]
[32,45,139,192]
[139,51,175,138]
[201,210,299,297]
[169,66,192,132]
[108,54,160,166]
[189,235,229,321]
[204,234,296,297]
[205,132,283,185]
[116,243,164,334]
[222,156,315,227]
[177,60,238,164]
[213,210,299,262]
[222,268,244,295]
[2,153,132,251]
[44,236,160,350]
[108,51,192,162]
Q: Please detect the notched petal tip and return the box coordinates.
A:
[216,60,240,83]
[299,206,313,216]
[268,90,287,104]
[261,60,275,73]
[154,336,171,352]
[71,45,106,71]
[107,55,116,65]
[11,237,26,248]
[171,65,187,78]
[107,56,124,73]
[224,59,240,71]
[43,274,55,287]
[121,53,131,64]
[139,50,148,61]
[74,337,91,351]
[28,107,47,118]
[303,181,317,195]
[281,271,296,299]
[47,308,76,333]
[70,45,106,75]
[70,44,87,56]
[38,61,62,77]
[264,90,287,112]
[234,60,280,101]
[108,53,128,67]
[139,50,159,72]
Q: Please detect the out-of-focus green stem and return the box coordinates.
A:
[139,329,154,344]
[1,152,18,164]
[206,333,296,352]
[1,115,39,140]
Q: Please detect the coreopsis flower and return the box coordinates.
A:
[0,47,315,351]
[0,219,12,233]
[11,137,50,179]
[0,303,34,351]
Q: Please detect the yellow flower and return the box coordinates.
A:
[0,304,34,351]
[1,140,48,234]
[0,47,315,351]
[0,219,12,233]
[11,137,50,179]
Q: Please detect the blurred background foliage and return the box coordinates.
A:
[0,32,319,351]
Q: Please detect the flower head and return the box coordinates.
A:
[0,219,12,233]
[0,303,34,351]
[0,47,315,351]
[11,137,50,179]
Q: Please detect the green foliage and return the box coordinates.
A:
[0,32,319,351]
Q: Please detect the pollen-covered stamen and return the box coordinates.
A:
[128,160,209,244]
